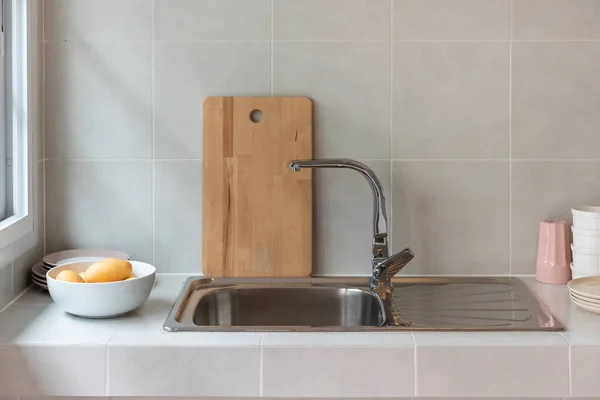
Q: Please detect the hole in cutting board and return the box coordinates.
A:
[250,109,263,123]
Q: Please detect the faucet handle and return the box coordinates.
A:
[371,247,414,288]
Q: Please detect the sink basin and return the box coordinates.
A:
[164,277,562,332]
[193,286,385,327]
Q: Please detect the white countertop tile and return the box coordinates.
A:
[413,331,568,347]
[262,331,414,346]
[0,274,599,397]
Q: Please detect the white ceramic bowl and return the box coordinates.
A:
[572,226,600,249]
[571,263,598,280]
[47,260,156,318]
[571,244,600,274]
[572,207,600,230]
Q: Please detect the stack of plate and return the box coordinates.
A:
[568,276,600,315]
[31,249,130,291]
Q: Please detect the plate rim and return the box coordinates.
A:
[568,276,600,299]
[571,296,600,315]
[42,249,130,266]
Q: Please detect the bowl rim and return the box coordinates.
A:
[572,206,600,217]
[571,244,600,254]
[47,260,156,285]
[572,226,600,236]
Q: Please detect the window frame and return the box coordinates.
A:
[0,0,34,251]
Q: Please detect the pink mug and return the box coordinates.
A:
[536,219,572,284]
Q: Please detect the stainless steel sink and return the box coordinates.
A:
[163,276,563,332]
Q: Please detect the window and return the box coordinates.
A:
[0,0,33,250]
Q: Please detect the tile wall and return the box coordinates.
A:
[0,1,45,311]
[42,0,600,275]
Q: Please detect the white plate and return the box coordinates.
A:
[568,276,600,299]
[31,262,47,279]
[571,296,600,315]
[43,249,130,267]
[31,278,48,290]
[570,291,600,306]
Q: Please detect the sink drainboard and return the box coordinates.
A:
[163,276,562,332]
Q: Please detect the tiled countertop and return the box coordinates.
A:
[0,275,598,398]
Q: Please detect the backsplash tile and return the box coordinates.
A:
[154,161,202,273]
[42,0,600,276]
[393,0,509,40]
[273,42,390,159]
[392,161,510,275]
[44,0,152,42]
[45,161,153,263]
[0,264,12,311]
[155,0,270,41]
[511,161,600,274]
[154,42,270,159]
[45,42,152,159]
[273,0,390,41]
[313,160,390,276]
[393,42,509,159]
[511,0,600,40]
[512,42,600,159]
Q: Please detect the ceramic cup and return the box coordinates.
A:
[536,219,572,284]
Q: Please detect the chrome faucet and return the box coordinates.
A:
[287,159,414,290]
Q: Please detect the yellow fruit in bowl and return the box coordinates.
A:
[56,270,85,283]
[126,273,137,281]
[85,258,132,283]
[78,271,89,282]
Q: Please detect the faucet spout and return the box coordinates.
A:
[288,158,414,294]
[287,159,388,243]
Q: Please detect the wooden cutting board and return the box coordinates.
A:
[202,97,313,277]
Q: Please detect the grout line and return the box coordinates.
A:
[41,0,46,256]
[259,334,264,397]
[269,0,274,95]
[388,0,394,248]
[151,0,156,265]
[41,158,600,162]
[508,0,513,276]
[105,344,109,396]
[568,342,572,397]
[40,39,600,44]
[412,333,418,397]
[0,286,31,315]
[10,260,14,297]
[43,158,202,162]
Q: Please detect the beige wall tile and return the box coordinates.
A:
[274,0,390,41]
[512,42,600,159]
[44,0,151,41]
[154,161,202,273]
[45,43,152,159]
[394,0,509,40]
[511,161,600,274]
[155,0,270,41]
[512,0,600,40]
[154,42,270,159]
[392,161,510,275]
[273,43,390,159]
[393,42,509,159]
[313,160,390,276]
[45,161,153,263]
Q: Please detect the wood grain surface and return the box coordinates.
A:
[202,97,313,277]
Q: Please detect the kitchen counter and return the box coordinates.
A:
[0,275,598,398]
